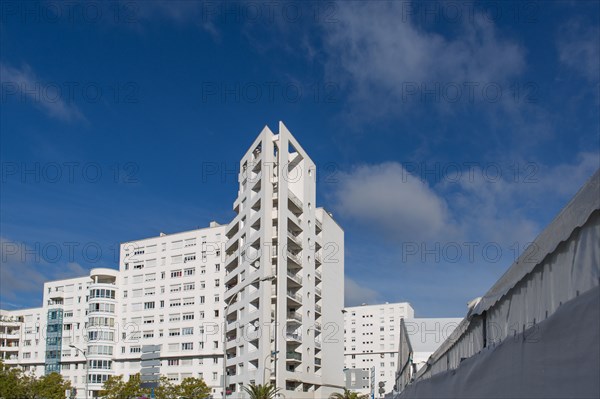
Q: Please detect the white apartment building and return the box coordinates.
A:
[342,302,415,397]
[0,122,345,399]
[115,223,228,396]
[223,122,345,398]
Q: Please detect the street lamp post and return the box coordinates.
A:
[263,350,279,384]
[69,344,88,399]
[222,275,275,399]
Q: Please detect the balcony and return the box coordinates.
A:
[315,357,322,366]
[315,218,323,232]
[288,191,303,215]
[287,312,302,323]
[315,252,322,265]
[315,287,322,297]
[288,211,302,230]
[287,270,302,285]
[286,290,302,304]
[287,250,302,266]
[287,230,302,248]
[315,270,322,281]
[286,351,302,362]
[315,304,322,314]
[285,332,302,342]
[315,341,322,349]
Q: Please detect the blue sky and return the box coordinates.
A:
[1,0,598,317]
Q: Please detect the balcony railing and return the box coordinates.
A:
[287,230,302,246]
[286,351,302,361]
[285,332,302,342]
[315,252,322,264]
[315,287,322,297]
[287,291,302,303]
[287,270,302,284]
[288,190,303,210]
[315,270,322,280]
[287,250,302,265]
[287,312,302,322]
[315,341,322,349]
[315,304,322,313]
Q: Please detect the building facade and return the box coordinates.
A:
[223,123,345,398]
[343,302,415,397]
[0,122,345,399]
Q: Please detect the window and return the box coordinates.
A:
[184,254,196,263]
[168,359,179,366]
[171,270,182,278]
[169,314,181,322]
[170,300,181,307]
[199,296,205,304]
[144,302,155,310]
[215,279,220,287]
[143,331,154,339]
[182,342,193,351]
[182,327,193,335]
[182,313,194,321]
[169,329,181,337]
[183,297,195,306]
[170,284,182,293]
[183,283,195,291]
[184,267,195,276]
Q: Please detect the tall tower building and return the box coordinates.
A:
[223,122,345,398]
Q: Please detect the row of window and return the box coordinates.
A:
[87,345,114,355]
[88,359,112,369]
[88,331,115,342]
[88,374,110,384]
[89,303,116,313]
[89,289,116,299]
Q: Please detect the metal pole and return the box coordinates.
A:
[70,345,88,399]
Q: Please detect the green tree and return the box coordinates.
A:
[31,372,72,399]
[329,389,369,399]
[176,377,210,399]
[153,375,176,399]
[241,383,281,399]
[0,360,28,399]
[98,375,126,399]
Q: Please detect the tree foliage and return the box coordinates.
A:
[329,388,369,399]
[100,373,212,399]
[241,383,281,399]
[0,361,71,399]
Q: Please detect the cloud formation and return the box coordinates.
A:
[321,2,526,118]
[0,62,86,123]
[557,19,600,83]
[331,154,599,251]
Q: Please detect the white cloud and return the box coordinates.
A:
[0,237,91,303]
[331,154,599,251]
[557,19,600,83]
[321,1,526,118]
[0,63,86,123]
[345,276,380,306]
[332,162,450,241]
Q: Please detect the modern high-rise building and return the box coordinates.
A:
[223,122,345,398]
[0,122,345,399]
[342,302,415,397]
